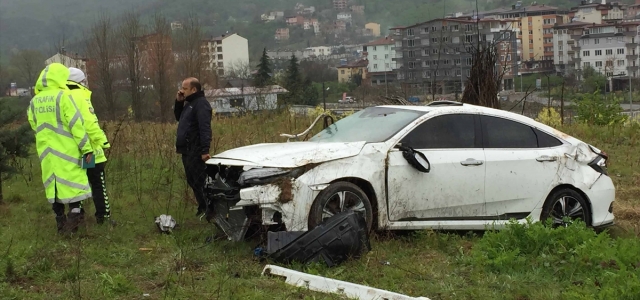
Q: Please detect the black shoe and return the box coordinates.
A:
[56,216,67,233]
[66,209,83,233]
[97,216,117,226]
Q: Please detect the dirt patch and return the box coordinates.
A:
[274,178,293,203]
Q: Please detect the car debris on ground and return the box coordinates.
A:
[255,210,371,267]
[262,264,432,300]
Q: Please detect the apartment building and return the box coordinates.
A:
[363,36,397,85]
[201,33,250,77]
[483,4,568,71]
[553,21,591,74]
[45,50,89,85]
[569,0,626,24]
[333,0,347,10]
[275,28,290,41]
[390,18,521,94]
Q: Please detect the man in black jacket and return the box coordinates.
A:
[174,77,213,219]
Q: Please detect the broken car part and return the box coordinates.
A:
[265,210,371,267]
[262,264,431,300]
[155,214,177,233]
[399,145,431,173]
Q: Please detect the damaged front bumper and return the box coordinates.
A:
[204,165,306,241]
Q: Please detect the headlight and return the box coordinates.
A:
[238,167,305,186]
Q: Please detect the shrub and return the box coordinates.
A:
[535,107,562,127]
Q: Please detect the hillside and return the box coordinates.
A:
[1,0,634,62]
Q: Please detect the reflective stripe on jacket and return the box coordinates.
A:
[27,63,93,204]
[66,81,110,164]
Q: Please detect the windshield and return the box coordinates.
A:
[309,107,427,143]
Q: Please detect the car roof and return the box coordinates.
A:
[375,103,579,144]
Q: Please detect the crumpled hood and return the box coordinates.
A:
[35,63,69,93]
[208,141,367,168]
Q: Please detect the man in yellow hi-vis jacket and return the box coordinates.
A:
[28,63,94,234]
[66,67,113,225]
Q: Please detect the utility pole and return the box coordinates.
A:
[629,73,633,116]
[323,81,326,110]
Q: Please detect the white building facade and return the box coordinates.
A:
[363,38,396,73]
[202,33,250,77]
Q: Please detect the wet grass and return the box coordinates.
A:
[1,110,640,299]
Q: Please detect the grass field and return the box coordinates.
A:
[1,110,640,299]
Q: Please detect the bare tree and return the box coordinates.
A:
[147,14,175,123]
[120,12,147,122]
[85,14,119,120]
[9,49,45,91]
[174,13,206,81]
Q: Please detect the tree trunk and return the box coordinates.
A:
[0,174,4,204]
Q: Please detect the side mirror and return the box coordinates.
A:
[400,146,430,173]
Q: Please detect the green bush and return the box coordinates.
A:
[468,219,640,299]
[573,90,628,126]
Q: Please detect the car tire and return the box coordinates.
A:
[540,188,591,228]
[308,181,373,232]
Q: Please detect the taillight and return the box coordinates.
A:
[588,155,608,175]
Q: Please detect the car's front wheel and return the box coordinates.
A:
[308,181,373,232]
[540,188,591,228]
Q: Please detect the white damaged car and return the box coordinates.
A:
[204,101,615,241]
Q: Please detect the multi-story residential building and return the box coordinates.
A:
[337,59,368,83]
[568,0,626,24]
[483,4,569,70]
[337,12,352,23]
[333,0,347,10]
[45,50,89,85]
[365,22,381,37]
[201,33,250,77]
[304,46,333,58]
[351,5,365,14]
[553,21,640,91]
[286,15,305,26]
[553,21,591,75]
[390,17,521,94]
[363,36,397,85]
[627,0,640,19]
[275,28,290,41]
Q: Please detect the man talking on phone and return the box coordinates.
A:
[174,77,213,219]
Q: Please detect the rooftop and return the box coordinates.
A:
[205,85,289,98]
[364,36,394,46]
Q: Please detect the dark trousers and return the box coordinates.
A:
[181,154,207,212]
[86,162,111,218]
[52,201,81,217]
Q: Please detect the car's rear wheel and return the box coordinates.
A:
[308,181,373,232]
[540,188,591,228]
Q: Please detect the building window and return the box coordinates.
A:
[408,50,415,58]
[595,50,602,56]
[443,59,450,65]
[386,63,389,68]
[341,70,345,74]
[452,25,459,31]
[373,55,378,59]
[583,62,590,67]
[595,38,600,44]
[432,48,438,54]
[454,58,461,65]
[217,47,222,52]
[408,62,416,69]
[423,61,430,67]
[422,27,429,33]
[385,54,389,59]
[618,60,625,66]
[408,40,415,47]
[582,50,590,57]
[218,54,223,59]
[229,98,244,108]
[431,37,438,43]
[606,49,613,55]
[618,48,625,55]
[423,71,430,78]
[596,61,603,67]
[466,57,473,65]
[455,69,461,76]
[407,29,415,36]
[374,64,378,69]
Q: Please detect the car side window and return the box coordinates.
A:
[534,128,563,147]
[401,114,476,149]
[481,115,538,148]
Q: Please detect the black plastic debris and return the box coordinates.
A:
[205,173,250,242]
[264,210,371,267]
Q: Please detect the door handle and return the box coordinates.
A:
[460,158,484,166]
[536,155,558,162]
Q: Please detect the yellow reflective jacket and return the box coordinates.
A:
[66,81,110,164]
[27,63,93,204]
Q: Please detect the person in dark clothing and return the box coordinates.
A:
[174,77,213,219]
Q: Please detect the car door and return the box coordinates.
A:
[386,113,487,221]
[480,114,566,218]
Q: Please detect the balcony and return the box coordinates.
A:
[627,54,639,60]
[567,40,575,45]
[628,66,640,71]
[627,42,639,48]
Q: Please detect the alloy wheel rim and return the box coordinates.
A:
[550,196,585,227]
[321,190,367,222]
